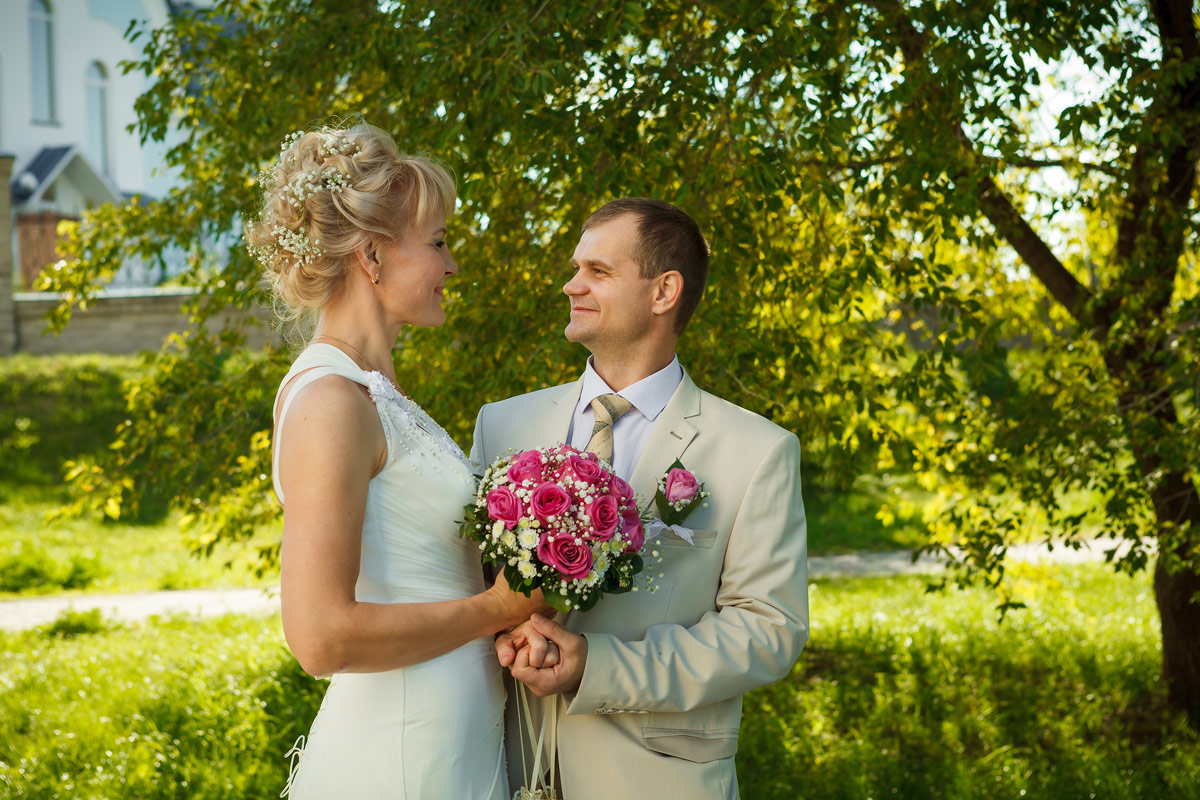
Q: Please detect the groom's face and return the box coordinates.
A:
[563,214,657,352]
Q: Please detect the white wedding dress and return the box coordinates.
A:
[272,344,507,799]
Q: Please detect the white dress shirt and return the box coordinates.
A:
[568,355,684,481]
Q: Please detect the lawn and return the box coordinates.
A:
[1,354,279,597]
[0,563,1195,799]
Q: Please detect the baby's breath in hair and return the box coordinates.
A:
[248,130,357,271]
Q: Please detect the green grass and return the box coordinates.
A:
[0,614,319,799]
[0,487,279,597]
[0,564,1195,800]
[739,562,1200,799]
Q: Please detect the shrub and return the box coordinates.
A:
[0,547,102,594]
[41,609,110,639]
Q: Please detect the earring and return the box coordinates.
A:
[373,275,380,285]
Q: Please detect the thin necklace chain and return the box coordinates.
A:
[310,334,406,396]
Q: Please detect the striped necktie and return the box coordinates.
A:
[584,394,634,464]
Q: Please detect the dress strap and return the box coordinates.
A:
[271,344,373,505]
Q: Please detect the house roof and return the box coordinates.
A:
[10,145,124,209]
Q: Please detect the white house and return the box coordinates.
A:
[1,0,209,288]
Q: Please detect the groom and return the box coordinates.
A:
[470,198,808,799]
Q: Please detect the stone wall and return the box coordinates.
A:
[0,155,15,354]
[12,288,273,355]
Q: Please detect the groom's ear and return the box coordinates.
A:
[651,270,684,318]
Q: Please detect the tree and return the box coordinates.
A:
[39,0,1199,723]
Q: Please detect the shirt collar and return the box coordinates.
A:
[577,355,683,422]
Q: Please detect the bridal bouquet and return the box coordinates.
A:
[461,444,657,613]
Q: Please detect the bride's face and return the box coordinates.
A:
[374,218,457,327]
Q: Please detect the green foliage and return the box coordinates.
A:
[738,563,1200,799]
[0,354,144,491]
[31,0,1200,708]
[0,567,1195,799]
[38,0,1197,586]
[40,609,111,639]
[0,546,102,594]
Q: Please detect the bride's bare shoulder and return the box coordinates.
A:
[278,372,380,444]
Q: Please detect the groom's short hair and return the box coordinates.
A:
[583,198,710,334]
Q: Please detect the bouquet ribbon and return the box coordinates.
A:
[513,681,559,800]
[644,518,697,545]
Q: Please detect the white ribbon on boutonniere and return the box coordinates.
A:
[644,518,697,545]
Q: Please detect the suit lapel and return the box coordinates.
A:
[507,379,581,452]
[628,370,702,505]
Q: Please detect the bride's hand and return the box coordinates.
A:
[487,570,553,628]
[497,617,560,669]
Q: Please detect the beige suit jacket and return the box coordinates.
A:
[470,370,808,800]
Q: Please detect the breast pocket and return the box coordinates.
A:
[652,528,717,549]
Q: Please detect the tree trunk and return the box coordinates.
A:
[1155,553,1200,727]
[1119,372,1200,727]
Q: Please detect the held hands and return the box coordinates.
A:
[496,614,588,697]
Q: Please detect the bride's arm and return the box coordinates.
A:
[276,376,545,677]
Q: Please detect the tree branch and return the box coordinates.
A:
[866,0,1092,321]
[974,174,1089,318]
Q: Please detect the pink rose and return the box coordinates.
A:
[507,450,545,486]
[586,495,620,541]
[538,532,594,580]
[610,475,635,507]
[529,481,571,522]
[486,486,524,530]
[665,468,700,504]
[557,454,609,488]
[621,512,645,553]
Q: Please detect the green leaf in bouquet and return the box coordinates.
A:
[573,592,602,613]
[458,507,479,540]
[503,564,538,598]
[603,581,633,596]
[542,585,572,614]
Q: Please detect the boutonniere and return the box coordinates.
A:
[645,460,709,545]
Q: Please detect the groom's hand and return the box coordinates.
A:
[510,614,587,697]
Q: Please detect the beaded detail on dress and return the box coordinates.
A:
[364,371,471,472]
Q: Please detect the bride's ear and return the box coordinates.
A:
[353,241,380,285]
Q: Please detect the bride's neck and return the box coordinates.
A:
[314,304,400,380]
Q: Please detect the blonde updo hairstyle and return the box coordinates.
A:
[246,123,455,324]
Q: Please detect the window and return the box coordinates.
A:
[86,61,109,174]
[30,0,56,123]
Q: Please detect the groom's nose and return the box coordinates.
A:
[563,273,585,296]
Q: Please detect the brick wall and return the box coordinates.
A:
[16,211,76,288]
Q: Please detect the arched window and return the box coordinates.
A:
[86,61,110,174]
[30,0,56,123]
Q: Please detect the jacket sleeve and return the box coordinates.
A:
[567,432,809,715]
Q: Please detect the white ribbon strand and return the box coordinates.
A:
[644,518,696,545]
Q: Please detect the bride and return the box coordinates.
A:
[247,123,548,798]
